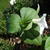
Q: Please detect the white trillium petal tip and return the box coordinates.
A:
[42,13,48,28]
[39,13,48,35]
[43,13,47,17]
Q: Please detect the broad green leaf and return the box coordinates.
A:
[30,23,40,34]
[24,35,42,46]
[24,39,34,44]
[8,14,21,33]
[21,28,40,45]
[45,37,50,50]
[34,25,40,33]
[21,30,37,40]
[20,7,39,21]
[20,7,39,30]
[21,23,40,45]
[32,35,42,45]
[0,0,10,12]
[24,22,32,30]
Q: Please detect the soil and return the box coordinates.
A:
[13,42,42,50]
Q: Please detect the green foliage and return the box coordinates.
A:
[8,7,40,46]
[20,7,39,30]
[20,7,39,19]
[8,14,21,33]
[45,37,50,50]
[0,38,14,50]
[0,0,10,12]
[16,0,33,7]
[0,0,10,33]
[24,22,32,30]
[14,0,33,11]
[24,35,42,46]
[0,13,6,33]
[0,0,49,50]
[21,23,40,45]
[42,34,48,41]
[8,7,40,32]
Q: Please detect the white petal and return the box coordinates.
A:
[40,13,48,28]
[32,13,48,35]
[10,0,16,5]
[38,23,45,35]
[40,26,44,35]
[38,13,48,35]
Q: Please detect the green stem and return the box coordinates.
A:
[20,31,24,37]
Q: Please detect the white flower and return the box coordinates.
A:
[10,0,16,5]
[32,14,48,35]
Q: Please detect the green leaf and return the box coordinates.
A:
[45,37,50,50]
[21,27,40,45]
[21,23,40,45]
[43,34,48,41]
[20,7,39,21]
[0,0,10,12]
[24,22,32,30]
[32,35,42,46]
[20,7,39,18]
[34,25,40,33]
[20,7,39,30]
[24,35,42,46]
[8,14,21,33]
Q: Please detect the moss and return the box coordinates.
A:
[0,38,14,50]
[0,13,7,33]
[14,0,33,11]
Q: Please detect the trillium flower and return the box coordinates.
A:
[32,14,48,35]
[10,0,16,5]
